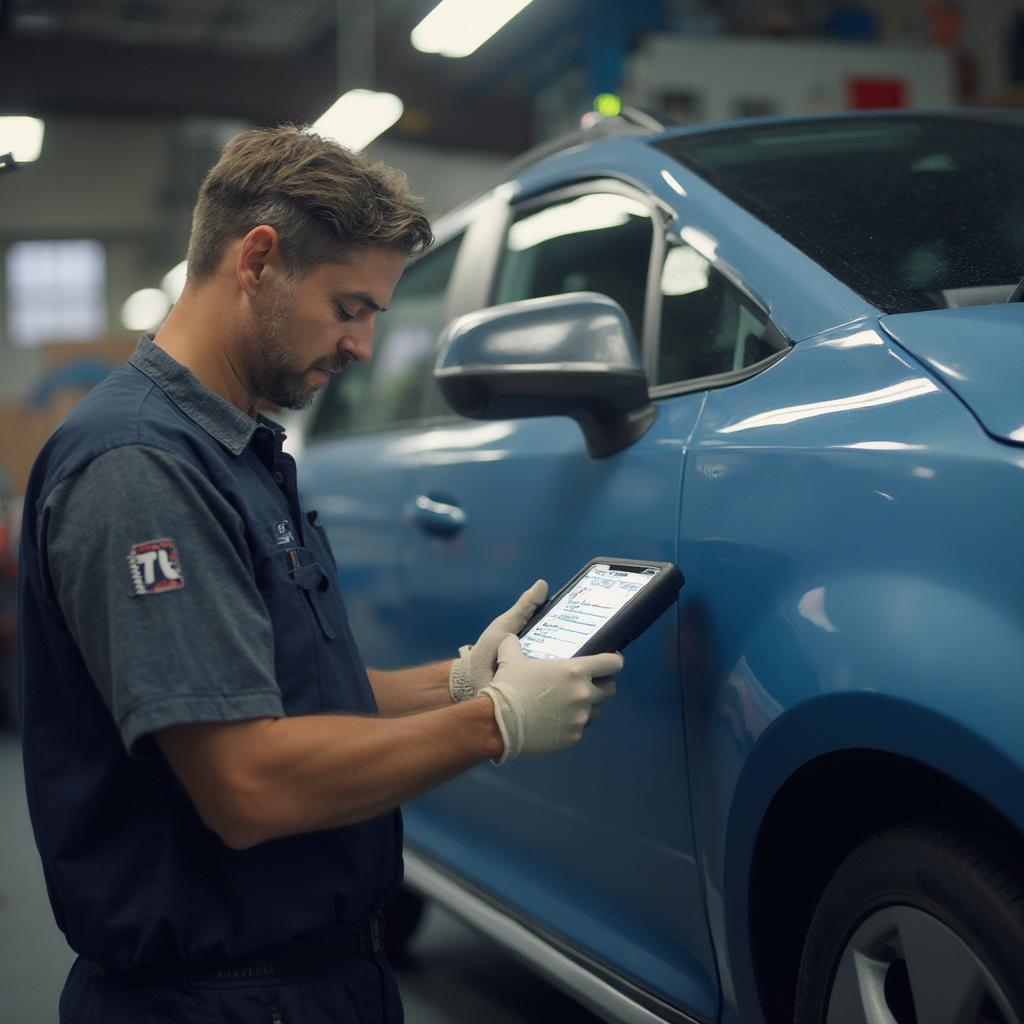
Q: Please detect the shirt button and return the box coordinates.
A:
[272,471,285,484]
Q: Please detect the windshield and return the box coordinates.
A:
[654,112,1024,314]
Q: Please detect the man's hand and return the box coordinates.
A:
[449,580,548,702]
[480,635,621,764]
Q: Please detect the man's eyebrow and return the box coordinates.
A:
[334,291,386,313]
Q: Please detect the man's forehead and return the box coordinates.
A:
[316,248,406,305]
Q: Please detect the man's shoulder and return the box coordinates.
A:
[32,365,221,508]
[60,361,175,439]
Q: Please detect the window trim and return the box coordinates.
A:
[484,180,792,391]
[487,178,669,376]
[420,193,511,420]
[649,340,791,400]
[652,230,792,389]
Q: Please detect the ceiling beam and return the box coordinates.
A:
[0,35,531,152]
[0,36,337,123]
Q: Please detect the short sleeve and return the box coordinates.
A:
[43,444,284,755]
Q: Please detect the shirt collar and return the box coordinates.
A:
[129,334,279,457]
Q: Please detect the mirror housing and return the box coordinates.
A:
[434,292,656,458]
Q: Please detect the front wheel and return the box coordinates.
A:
[794,822,1024,1024]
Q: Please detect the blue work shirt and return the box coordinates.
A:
[18,335,401,970]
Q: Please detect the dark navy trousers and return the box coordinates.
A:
[59,951,404,1023]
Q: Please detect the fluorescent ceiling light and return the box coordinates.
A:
[122,288,171,332]
[313,90,404,152]
[0,116,45,162]
[161,261,188,303]
[411,0,534,58]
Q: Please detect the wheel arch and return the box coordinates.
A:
[721,694,1024,1024]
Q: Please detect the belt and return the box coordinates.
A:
[87,911,386,987]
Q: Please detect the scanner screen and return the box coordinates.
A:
[520,563,657,659]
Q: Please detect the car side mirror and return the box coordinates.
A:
[434,292,656,458]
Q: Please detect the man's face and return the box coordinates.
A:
[248,246,406,410]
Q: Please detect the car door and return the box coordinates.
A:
[399,183,730,1016]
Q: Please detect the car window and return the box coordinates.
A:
[493,191,653,344]
[654,112,1024,314]
[655,242,786,385]
[308,235,462,439]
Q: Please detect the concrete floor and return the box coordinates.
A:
[0,728,602,1024]
[0,727,76,1024]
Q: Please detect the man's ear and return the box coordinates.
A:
[236,225,281,297]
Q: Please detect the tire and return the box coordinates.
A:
[384,885,426,960]
[794,822,1024,1024]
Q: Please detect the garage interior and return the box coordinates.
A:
[1,1,1022,1021]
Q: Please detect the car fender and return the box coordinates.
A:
[694,573,1024,1024]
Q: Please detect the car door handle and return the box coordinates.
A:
[412,495,466,536]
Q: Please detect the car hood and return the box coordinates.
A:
[880,305,1024,445]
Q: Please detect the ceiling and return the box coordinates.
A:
[0,0,604,152]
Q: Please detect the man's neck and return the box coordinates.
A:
[153,286,258,418]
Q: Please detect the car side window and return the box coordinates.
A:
[655,242,786,386]
[493,191,653,344]
[308,235,462,439]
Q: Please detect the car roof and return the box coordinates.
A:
[513,105,1020,175]
[431,107,1022,341]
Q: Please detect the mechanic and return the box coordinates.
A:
[17,125,621,1024]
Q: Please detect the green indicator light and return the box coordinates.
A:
[594,93,622,117]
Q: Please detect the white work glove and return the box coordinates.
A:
[449,580,549,702]
[480,634,622,764]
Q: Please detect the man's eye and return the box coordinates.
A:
[336,306,355,322]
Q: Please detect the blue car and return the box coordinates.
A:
[298,110,1024,1024]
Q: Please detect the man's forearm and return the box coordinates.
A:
[367,660,453,716]
[157,695,502,849]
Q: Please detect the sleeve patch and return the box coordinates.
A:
[128,539,185,595]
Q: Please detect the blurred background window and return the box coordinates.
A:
[5,240,107,349]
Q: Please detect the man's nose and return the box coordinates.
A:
[341,319,374,363]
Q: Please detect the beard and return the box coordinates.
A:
[248,286,344,411]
